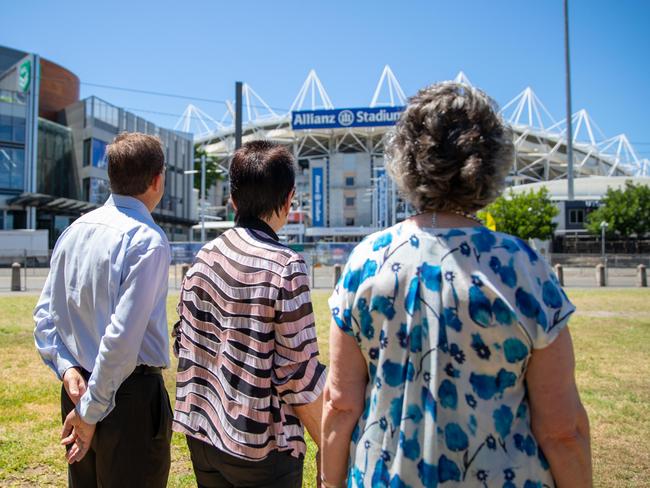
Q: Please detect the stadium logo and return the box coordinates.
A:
[337,110,354,127]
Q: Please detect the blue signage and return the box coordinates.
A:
[312,166,325,227]
[291,106,405,130]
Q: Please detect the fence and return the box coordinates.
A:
[133,242,650,291]
[554,236,650,254]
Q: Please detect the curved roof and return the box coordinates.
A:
[509,176,650,201]
[179,66,648,180]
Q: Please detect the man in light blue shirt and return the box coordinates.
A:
[34,132,172,487]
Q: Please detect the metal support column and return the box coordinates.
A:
[235,82,243,150]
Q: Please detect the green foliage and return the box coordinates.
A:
[478,187,558,240]
[586,181,650,238]
[193,146,226,192]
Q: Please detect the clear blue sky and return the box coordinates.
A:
[3,0,649,155]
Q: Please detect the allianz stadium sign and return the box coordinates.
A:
[291,106,404,130]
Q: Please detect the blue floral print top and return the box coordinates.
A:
[328,222,575,488]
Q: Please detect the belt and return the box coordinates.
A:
[132,365,163,376]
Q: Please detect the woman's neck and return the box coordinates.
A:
[407,210,483,229]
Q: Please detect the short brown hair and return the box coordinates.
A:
[229,140,295,220]
[386,82,514,213]
[106,132,165,196]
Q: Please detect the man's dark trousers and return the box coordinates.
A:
[61,368,172,487]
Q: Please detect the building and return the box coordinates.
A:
[0,45,196,247]
[509,176,650,234]
[178,66,649,241]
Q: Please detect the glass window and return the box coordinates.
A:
[38,119,77,199]
[85,98,118,128]
[345,217,355,226]
[0,146,25,190]
[345,176,355,186]
[83,139,91,166]
[83,177,110,204]
[85,98,93,125]
[0,91,27,144]
[84,138,108,168]
[92,139,108,168]
[345,196,355,207]
[569,208,585,225]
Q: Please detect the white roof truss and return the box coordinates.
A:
[500,86,557,130]
[290,70,334,112]
[370,65,407,107]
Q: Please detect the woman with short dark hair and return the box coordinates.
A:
[173,140,326,488]
[321,82,591,488]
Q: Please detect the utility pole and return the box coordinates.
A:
[200,153,206,243]
[564,0,575,201]
[235,81,243,150]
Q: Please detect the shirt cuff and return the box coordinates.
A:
[76,389,111,425]
[57,355,80,381]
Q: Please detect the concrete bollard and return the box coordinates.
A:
[596,263,606,287]
[333,264,343,287]
[638,264,647,288]
[11,262,21,291]
[554,264,564,287]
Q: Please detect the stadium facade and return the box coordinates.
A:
[182,66,649,240]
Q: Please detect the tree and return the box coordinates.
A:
[586,181,650,238]
[478,187,558,240]
[193,146,226,192]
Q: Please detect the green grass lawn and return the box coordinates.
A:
[0,289,648,487]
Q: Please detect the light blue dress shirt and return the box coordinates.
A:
[34,194,171,424]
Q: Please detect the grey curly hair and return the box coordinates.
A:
[385,82,514,213]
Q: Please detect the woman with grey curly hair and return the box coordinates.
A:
[321,82,591,487]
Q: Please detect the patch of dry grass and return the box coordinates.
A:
[0,289,648,487]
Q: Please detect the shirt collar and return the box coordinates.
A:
[105,194,154,224]
[235,216,279,241]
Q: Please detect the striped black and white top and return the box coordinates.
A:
[172,218,326,461]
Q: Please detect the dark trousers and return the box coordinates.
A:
[61,369,172,488]
[186,436,303,488]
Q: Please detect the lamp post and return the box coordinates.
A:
[200,154,206,242]
[185,156,227,243]
[298,190,304,244]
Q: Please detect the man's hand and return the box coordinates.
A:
[61,409,96,464]
[62,368,87,406]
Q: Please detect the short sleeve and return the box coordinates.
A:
[513,242,575,349]
[328,239,380,341]
[273,257,326,405]
[328,257,358,337]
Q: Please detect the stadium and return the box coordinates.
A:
[177,66,649,240]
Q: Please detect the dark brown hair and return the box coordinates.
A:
[229,140,295,220]
[386,82,514,213]
[106,132,165,196]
